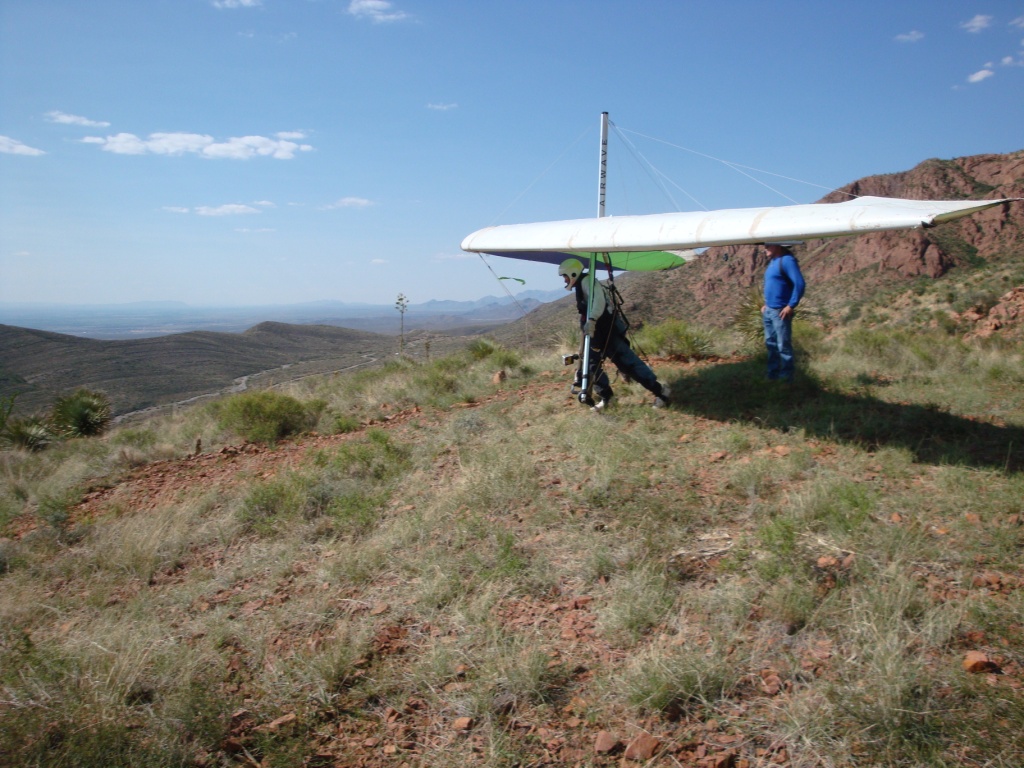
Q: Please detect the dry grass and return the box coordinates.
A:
[2,327,1024,767]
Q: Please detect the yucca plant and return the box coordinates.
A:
[466,337,499,360]
[50,388,112,438]
[2,415,55,452]
[731,287,770,349]
[730,287,823,352]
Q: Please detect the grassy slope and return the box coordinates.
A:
[2,303,1023,767]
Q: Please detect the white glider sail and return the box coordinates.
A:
[461,195,1016,272]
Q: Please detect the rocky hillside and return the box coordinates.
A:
[580,150,1024,331]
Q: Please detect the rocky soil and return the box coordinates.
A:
[11,358,1022,767]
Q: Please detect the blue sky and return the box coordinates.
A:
[2,1,1022,308]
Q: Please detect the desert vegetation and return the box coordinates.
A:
[1,388,113,453]
[2,287,1024,767]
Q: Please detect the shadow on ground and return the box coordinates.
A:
[667,358,1024,473]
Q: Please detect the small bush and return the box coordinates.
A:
[37,492,74,531]
[329,429,410,482]
[632,319,714,358]
[328,413,361,434]
[239,476,306,533]
[215,390,315,444]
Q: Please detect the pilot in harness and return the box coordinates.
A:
[558,258,671,411]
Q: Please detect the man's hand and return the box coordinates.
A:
[780,305,794,320]
[583,319,596,337]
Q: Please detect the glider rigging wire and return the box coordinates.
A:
[476,253,531,344]
[617,125,852,203]
[484,124,592,227]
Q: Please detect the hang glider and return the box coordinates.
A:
[461,195,1016,272]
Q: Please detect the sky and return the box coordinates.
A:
[1,1,1023,308]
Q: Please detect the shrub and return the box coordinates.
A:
[631,318,713,358]
[328,413,361,434]
[492,348,522,370]
[50,389,112,438]
[466,338,499,360]
[215,390,314,444]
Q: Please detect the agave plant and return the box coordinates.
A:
[50,388,112,438]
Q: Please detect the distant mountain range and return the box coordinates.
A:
[0,290,565,340]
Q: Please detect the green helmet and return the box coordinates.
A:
[557,258,584,286]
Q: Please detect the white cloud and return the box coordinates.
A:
[1010,16,1024,29]
[236,227,275,233]
[321,197,374,209]
[195,204,260,216]
[0,136,45,156]
[961,15,992,33]
[348,0,409,23]
[149,133,216,155]
[46,110,110,127]
[253,200,276,207]
[81,131,313,159]
[213,0,261,8]
[427,102,459,111]
[370,258,387,264]
[165,204,261,215]
[895,30,924,43]
[967,68,995,83]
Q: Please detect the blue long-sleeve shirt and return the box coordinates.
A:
[764,253,806,309]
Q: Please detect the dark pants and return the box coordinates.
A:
[588,330,661,401]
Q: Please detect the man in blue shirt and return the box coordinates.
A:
[761,243,806,382]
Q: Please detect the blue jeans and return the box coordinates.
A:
[762,307,794,381]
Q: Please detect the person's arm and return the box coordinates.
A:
[586,280,607,321]
[782,256,805,308]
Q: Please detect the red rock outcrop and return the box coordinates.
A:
[621,150,1024,328]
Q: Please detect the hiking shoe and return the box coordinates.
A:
[653,385,671,409]
[592,396,611,412]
